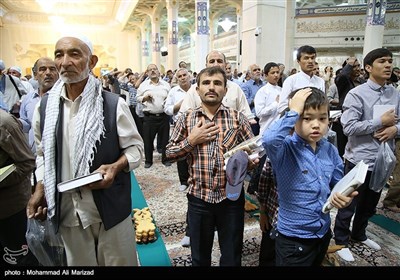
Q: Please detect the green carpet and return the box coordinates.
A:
[370,214,400,237]
[130,171,172,266]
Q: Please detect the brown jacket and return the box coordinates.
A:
[0,110,35,219]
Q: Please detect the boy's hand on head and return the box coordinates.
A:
[288,88,312,114]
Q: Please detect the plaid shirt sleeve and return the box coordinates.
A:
[257,159,279,226]
[165,112,194,161]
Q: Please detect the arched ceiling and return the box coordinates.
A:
[2,0,384,36]
[0,0,240,37]
[122,0,240,33]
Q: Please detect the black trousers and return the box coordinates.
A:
[331,121,347,158]
[187,192,244,266]
[142,113,170,164]
[275,230,331,266]
[129,105,144,138]
[177,158,190,186]
[259,228,276,266]
[0,209,39,266]
[334,161,382,245]
[251,117,260,136]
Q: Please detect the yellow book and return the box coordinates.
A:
[0,164,16,182]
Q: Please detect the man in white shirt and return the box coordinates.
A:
[164,68,192,192]
[179,50,255,123]
[136,64,171,168]
[278,45,325,114]
[248,62,282,196]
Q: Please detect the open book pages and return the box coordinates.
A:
[57,172,103,193]
[0,164,16,182]
[322,160,368,213]
[223,135,264,160]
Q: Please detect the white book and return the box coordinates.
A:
[0,164,16,182]
[223,135,263,160]
[57,172,103,193]
[373,105,395,120]
[322,160,368,213]
[330,110,342,119]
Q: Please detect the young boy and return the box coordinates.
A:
[263,87,356,266]
[333,48,399,262]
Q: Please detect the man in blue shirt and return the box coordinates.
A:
[263,87,356,266]
[19,57,58,155]
[240,63,265,136]
[333,48,399,262]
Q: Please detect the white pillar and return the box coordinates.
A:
[151,16,161,68]
[284,0,296,70]
[363,0,386,58]
[166,0,178,70]
[241,0,285,68]
[141,28,150,72]
[194,0,210,72]
[236,11,242,71]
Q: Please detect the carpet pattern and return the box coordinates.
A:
[134,152,400,266]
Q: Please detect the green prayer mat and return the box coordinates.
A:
[370,214,400,237]
[130,171,171,266]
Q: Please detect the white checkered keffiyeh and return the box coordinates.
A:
[42,75,105,218]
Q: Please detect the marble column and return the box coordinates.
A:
[151,16,161,68]
[141,28,150,71]
[284,0,296,71]
[241,0,285,69]
[236,9,242,71]
[363,0,386,58]
[166,0,178,70]
[194,0,210,72]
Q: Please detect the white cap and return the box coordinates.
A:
[61,33,94,54]
[0,60,5,71]
[9,66,22,75]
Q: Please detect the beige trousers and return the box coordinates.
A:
[59,215,138,266]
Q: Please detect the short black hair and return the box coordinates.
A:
[296,45,317,61]
[196,66,227,87]
[364,48,392,68]
[264,62,279,75]
[289,87,329,112]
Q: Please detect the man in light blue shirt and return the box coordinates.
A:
[240,63,265,136]
[334,48,399,262]
[19,57,58,154]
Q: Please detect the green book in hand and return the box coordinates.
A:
[0,164,16,182]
